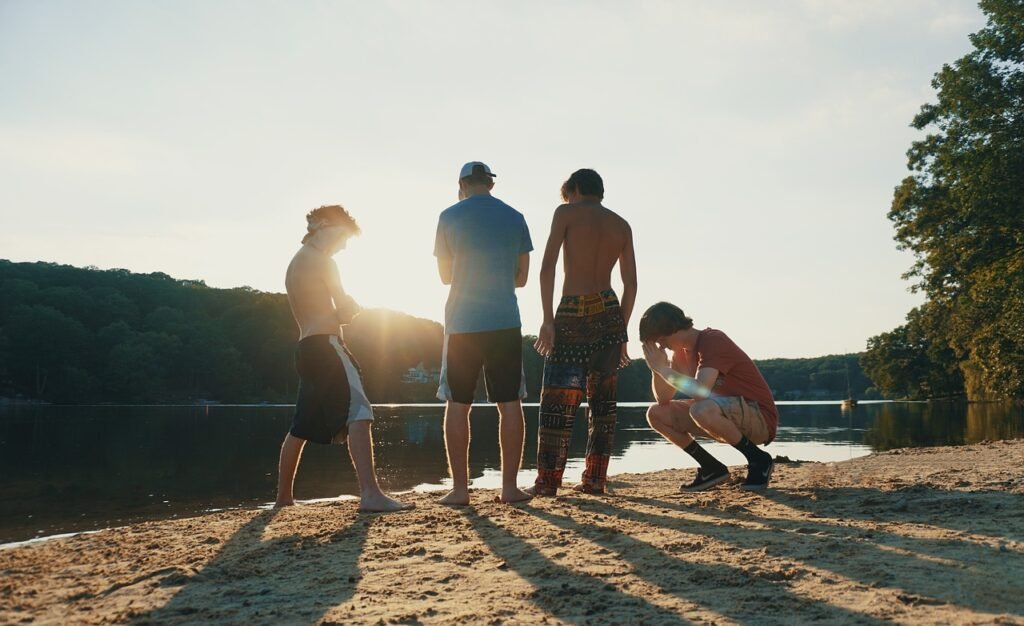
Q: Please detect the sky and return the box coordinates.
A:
[0,1,986,359]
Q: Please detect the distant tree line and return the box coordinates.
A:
[755,354,877,401]
[0,260,440,404]
[0,260,876,405]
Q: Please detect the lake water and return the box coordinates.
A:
[1,401,1021,544]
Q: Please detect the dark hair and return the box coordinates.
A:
[639,302,694,341]
[560,168,604,201]
[461,172,495,186]
[302,204,361,243]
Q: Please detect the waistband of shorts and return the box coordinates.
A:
[297,334,342,347]
[556,288,620,316]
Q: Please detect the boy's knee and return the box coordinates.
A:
[647,404,669,428]
[689,399,719,426]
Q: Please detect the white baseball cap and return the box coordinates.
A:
[459,161,496,179]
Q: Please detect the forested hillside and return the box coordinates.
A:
[0,261,440,404]
[1,261,876,404]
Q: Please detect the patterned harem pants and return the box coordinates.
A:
[534,288,628,495]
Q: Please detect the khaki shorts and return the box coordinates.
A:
[711,396,771,444]
[673,396,771,445]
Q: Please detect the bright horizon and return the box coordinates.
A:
[0,2,986,359]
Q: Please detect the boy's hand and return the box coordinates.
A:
[618,344,631,369]
[642,341,670,372]
[336,295,361,325]
[534,321,555,357]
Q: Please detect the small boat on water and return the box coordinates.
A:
[841,363,858,409]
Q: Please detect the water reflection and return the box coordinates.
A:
[0,401,1020,543]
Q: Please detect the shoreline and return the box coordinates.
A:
[2,440,1022,624]
[0,399,903,408]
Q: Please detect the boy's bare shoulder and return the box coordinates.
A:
[600,205,632,231]
[290,247,333,275]
[555,201,599,217]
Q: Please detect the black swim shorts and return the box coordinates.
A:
[291,334,373,444]
[437,327,525,404]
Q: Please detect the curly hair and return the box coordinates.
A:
[302,204,361,243]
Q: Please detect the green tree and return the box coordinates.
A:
[881,0,1024,399]
[4,305,92,398]
[521,336,544,402]
[0,328,11,394]
[861,304,963,400]
[104,331,181,402]
[617,360,653,402]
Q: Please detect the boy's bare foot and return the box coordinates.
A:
[499,487,533,503]
[438,488,470,506]
[571,483,604,495]
[273,498,296,508]
[358,492,415,513]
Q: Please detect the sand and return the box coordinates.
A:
[2,440,1022,625]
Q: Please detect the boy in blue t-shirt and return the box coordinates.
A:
[433,161,533,505]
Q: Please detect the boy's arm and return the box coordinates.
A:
[534,206,569,357]
[618,222,638,325]
[437,257,453,285]
[514,253,529,288]
[326,259,360,324]
[434,216,453,285]
[651,363,677,405]
[648,346,686,404]
[644,342,712,401]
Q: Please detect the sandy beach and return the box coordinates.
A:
[2,440,1022,625]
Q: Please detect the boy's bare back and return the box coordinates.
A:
[285,248,348,340]
[555,201,634,296]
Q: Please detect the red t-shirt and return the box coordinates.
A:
[693,328,778,440]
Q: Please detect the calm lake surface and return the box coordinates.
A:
[1,401,1021,544]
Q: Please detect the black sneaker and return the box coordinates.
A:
[741,456,774,490]
[681,466,730,492]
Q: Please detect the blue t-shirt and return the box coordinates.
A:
[434,194,533,334]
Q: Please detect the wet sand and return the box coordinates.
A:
[2,440,1022,625]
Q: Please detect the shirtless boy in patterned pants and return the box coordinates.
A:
[530,169,638,496]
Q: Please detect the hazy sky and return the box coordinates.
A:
[0,1,985,358]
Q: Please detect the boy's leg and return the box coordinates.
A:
[688,399,743,444]
[578,368,619,493]
[346,419,413,512]
[646,400,703,447]
[438,332,483,505]
[440,401,472,505]
[647,400,730,491]
[496,400,532,502]
[275,433,306,507]
[532,366,585,496]
[690,398,773,489]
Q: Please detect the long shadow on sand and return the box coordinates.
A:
[526,503,887,625]
[611,489,1023,619]
[464,504,881,625]
[130,507,370,625]
[461,506,693,625]
[761,484,1024,543]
